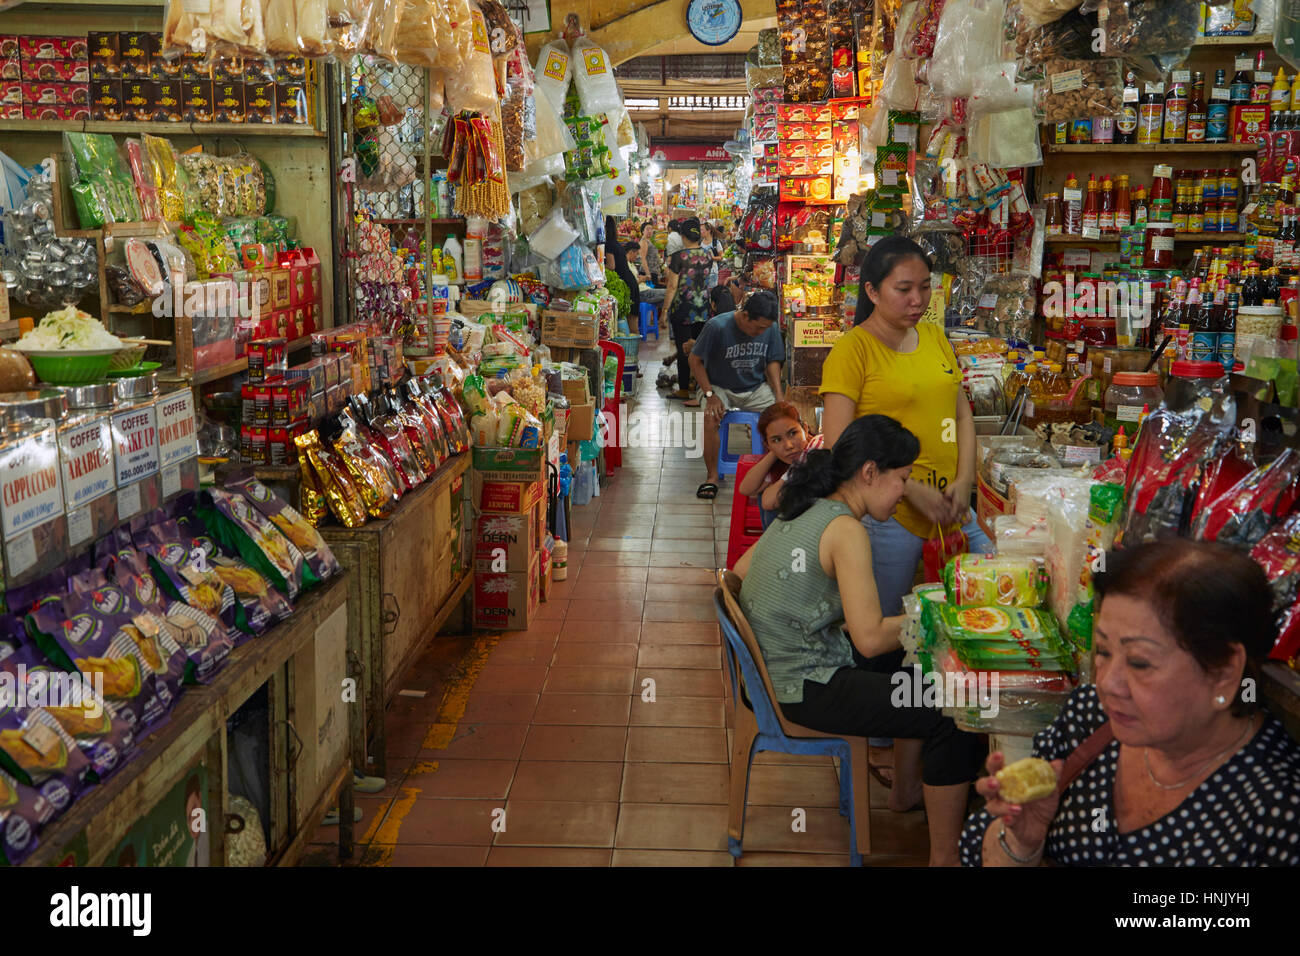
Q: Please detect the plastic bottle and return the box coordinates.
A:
[1272,68,1291,110]
[553,539,569,580]
[1064,173,1082,235]
[442,233,464,285]
[464,217,486,284]
[1004,361,1028,402]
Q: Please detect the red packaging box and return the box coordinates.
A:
[1232,104,1270,145]
[478,478,545,514]
[21,59,88,82]
[0,81,20,105]
[268,420,309,465]
[0,36,17,58]
[22,103,88,120]
[240,383,273,425]
[268,268,291,309]
[20,81,87,105]
[304,302,320,336]
[193,335,236,371]
[240,425,268,464]
[473,511,536,573]
[0,58,17,81]
[20,36,86,61]
[247,337,287,383]
[0,103,20,119]
[291,306,307,339]
[270,380,308,426]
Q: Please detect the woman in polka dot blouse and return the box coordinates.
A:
[961,539,1300,866]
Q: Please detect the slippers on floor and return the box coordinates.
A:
[696,482,719,500]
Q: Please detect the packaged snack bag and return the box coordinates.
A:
[1,627,134,781]
[0,764,59,864]
[921,601,1073,671]
[223,474,340,582]
[298,430,368,528]
[198,488,312,601]
[138,520,239,628]
[333,414,401,517]
[942,553,1048,608]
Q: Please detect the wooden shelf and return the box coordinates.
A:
[168,336,312,386]
[1194,34,1274,46]
[4,119,324,138]
[377,218,465,226]
[1046,142,1258,153]
[1046,232,1251,245]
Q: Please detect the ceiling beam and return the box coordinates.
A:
[588,0,777,66]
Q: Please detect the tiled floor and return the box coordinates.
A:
[304,334,930,867]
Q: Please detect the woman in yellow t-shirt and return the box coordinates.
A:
[820,236,993,618]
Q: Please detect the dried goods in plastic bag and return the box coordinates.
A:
[332,416,400,517]
[1019,0,1086,26]
[1250,513,1300,663]
[1036,58,1123,123]
[199,487,312,601]
[571,36,621,116]
[176,511,294,634]
[1192,448,1300,549]
[1085,0,1202,55]
[942,553,1049,608]
[929,0,1005,97]
[534,39,572,107]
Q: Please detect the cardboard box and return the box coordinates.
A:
[21,103,86,120]
[21,59,87,82]
[89,79,123,121]
[245,80,276,123]
[277,81,307,124]
[474,510,536,573]
[0,80,20,105]
[183,79,212,122]
[153,78,183,123]
[20,36,85,61]
[477,477,545,514]
[214,80,245,123]
[118,31,155,79]
[532,499,546,553]
[0,57,16,82]
[561,375,591,406]
[473,554,540,630]
[179,50,208,81]
[539,546,553,602]
[274,56,307,83]
[567,400,596,441]
[122,78,154,121]
[20,81,86,105]
[472,445,546,484]
[542,309,598,348]
[1232,104,1270,145]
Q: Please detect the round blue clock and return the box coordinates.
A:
[687,0,743,46]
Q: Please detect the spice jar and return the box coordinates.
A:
[1104,371,1164,433]
[1082,317,1118,348]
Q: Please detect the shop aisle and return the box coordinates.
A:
[304,336,930,867]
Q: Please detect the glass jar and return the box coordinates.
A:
[1165,359,1229,412]
[1082,317,1118,348]
[1235,305,1284,364]
[1144,220,1177,268]
[1104,371,1164,433]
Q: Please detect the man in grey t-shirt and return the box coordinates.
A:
[687,289,785,499]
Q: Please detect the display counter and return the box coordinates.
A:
[21,572,352,867]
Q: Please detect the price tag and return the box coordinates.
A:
[1173,70,1191,84]
[22,721,61,759]
[1063,187,1083,202]
[6,530,36,577]
[162,463,181,499]
[1062,445,1102,464]
[1123,87,1139,103]
[117,481,141,519]
[1082,226,1101,239]
[1051,70,1084,94]
[978,293,999,309]
[67,506,93,548]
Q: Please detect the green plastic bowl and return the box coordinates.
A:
[25,350,116,385]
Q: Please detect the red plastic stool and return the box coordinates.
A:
[725,454,767,569]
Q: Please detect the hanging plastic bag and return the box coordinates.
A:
[969,62,1037,113]
[902,0,947,58]
[511,152,566,194]
[534,39,573,107]
[1036,58,1123,124]
[1080,0,1201,56]
[393,0,444,68]
[326,0,372,55]
[528,84,577,159]
[528,206,580,260]
[1019,0,1086,26]
[969,106,1043,167]
[571,36,622,116]
[929,0,1006,98]
[541,241,598,291]
[446,5,501,117]
[879,51,920,109]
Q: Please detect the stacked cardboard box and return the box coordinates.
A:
[471,447,551,629]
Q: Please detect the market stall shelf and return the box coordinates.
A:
[319,454,472,778]
[4,119,325,137]
[1045,143,1259,154]
[1046,233,1251,245]
[20,573,354,868]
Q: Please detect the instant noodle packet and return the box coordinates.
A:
[0,764,58,864]
[921,601,1073,671]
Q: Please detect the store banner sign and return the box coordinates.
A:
[649,144,733,163]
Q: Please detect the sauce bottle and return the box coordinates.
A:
[1208,70,1231,143]
[1291,71,1300,110]
[1163,70,1190,142]
[1231,54,1254,105]
[1132,184,1149,225]
[1117,71,1139,144]
[1272,68,1291,111]
[1082,174,1100,233]
[1064,173,1083,235]
[1187,72,1207,143]
[1252,50,1271,104]
[1150,164,1174,222]
[1138,80,1165,145]
[1099,175,1115,232]
[1044,192,1064,236]
[1114,174,1132,229]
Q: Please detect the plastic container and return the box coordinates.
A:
[572,460,595,506]
[1103,371,1163,433]
[1235,305,1284,364]
[1143,220,1177,268]
[1165,359,1229,411]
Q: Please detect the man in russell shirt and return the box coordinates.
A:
[687,289,786,499]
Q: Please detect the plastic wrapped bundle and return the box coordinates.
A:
[942,553,1049,608]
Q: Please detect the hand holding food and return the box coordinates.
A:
[976,750,1067,859]
[995,757,1059,804]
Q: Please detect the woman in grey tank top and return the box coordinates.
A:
[734,414,985,866]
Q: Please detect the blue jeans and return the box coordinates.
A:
[863,513,994,616]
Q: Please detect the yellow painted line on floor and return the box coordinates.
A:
[358,631,504,865]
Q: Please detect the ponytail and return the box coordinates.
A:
[776,414,920,521]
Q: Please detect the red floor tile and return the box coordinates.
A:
[507,760,625,802]
[520,725,629,762]
[531,693,632,726]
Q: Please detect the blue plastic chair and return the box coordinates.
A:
[716,410,765,478]
[714,573,871,866]
[638,301,660,341]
